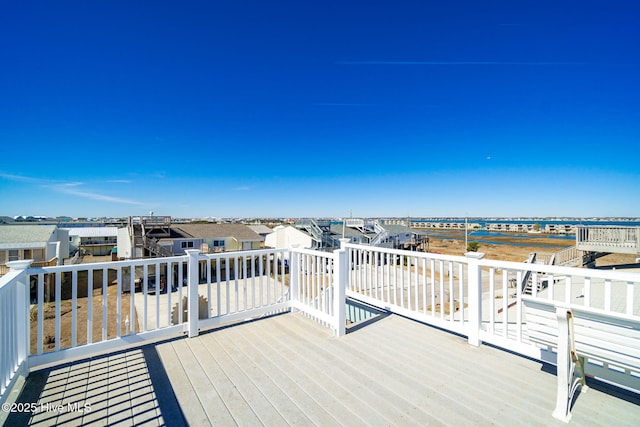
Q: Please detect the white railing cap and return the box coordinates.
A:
[464,252,485,259]
[5,259,34,270]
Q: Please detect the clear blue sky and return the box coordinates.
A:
[1,1,639,219]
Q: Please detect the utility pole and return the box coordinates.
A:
[465,215,468,250]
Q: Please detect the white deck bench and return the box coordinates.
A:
[522,296,640,422]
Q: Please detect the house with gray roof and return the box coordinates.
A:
[247,224,273,246]
[0,225,69,275]
[171,223,263,254]
[329,223,369,244]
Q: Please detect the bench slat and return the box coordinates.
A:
[523,297,640,373]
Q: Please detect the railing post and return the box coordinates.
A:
[5,259,33,377]
[185,250,201,338]
[289,245,300,307]
[333,239,350,337]
[465,252,484,347]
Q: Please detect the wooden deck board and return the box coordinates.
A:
[288,313,544,426]
[5,312,640,427]
[241,316,423,426]
[273,315,449,426]
[166,340,234,425]
[155,340,214,426]
[185,336,278,426]
[343,316,553,424]
[229,323,370,426]
[202,331,321,426]
[256,319,430,424]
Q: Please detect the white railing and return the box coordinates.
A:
[345,218,365,228]
[344,243,640,373]
[530,252,553,265]
[553,245,581,266]
[196,248,291,331]
[577,225,640,254]
[346,245,472,336]
[290,248,336,327]
[0,261,31,405]
[25,247,306,365]
[0,244,347,403]
[2,241,639,404]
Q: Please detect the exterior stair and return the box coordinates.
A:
[145,239,173,258]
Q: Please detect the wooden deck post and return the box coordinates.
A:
[465,252,485,347]
[186,250,201,338]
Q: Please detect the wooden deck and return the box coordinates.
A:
[4,312,640,426]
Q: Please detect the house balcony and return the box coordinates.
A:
[79,239,117,247]
[1,244,639,425]
[577,225,640,255]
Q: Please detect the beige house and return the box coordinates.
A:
[0,225,69,275]
[172,223,263,253]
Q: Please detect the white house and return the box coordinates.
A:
[63,227,118,256]
[265,225,313,250]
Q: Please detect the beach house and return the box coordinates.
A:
[0,225,68,276]
[63,226,118,257]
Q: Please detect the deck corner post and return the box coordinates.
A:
[185,249,201,338]
[289,245,300,308]
[464,252,484,347]
[333,239,350,337]
[5,259,33,375]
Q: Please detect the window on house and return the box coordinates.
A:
[213,240,225,247]
[8,250,19,261]
[181,241,194,249]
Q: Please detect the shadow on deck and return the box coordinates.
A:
[3,343,187,426]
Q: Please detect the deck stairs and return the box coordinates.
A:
[129,220,174,258]
[369,222,390,246]
[296,219,335,250]
[529,246,609,268]
[521,253,542,295]
[315,220,339,249]
[522,246,610,294]
[145,239,173,258]
[342,219,391,247]
[131,223,144,258]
